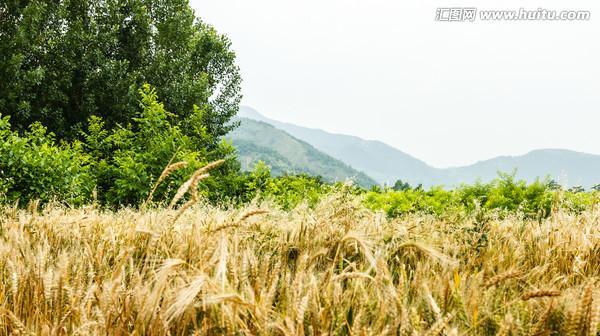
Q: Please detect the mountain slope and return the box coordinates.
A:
[227,118,378,187]
[239,106,441,186]
[238,106,600,188]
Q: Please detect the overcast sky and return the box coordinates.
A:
[191,0,599,168]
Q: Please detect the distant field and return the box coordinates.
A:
[1,195,598,335]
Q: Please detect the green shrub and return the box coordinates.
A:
[364,187,456,217]
[0,115,94,205]
[265,174,331,210]
[234,161,333,209]
[364,173,593,219]
[82,85,238,206]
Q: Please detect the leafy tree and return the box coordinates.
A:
[593,184,600,191]
[0,0,241,147]
[392,179,411,191]
[546,179,562,190]
[456,181,490,210]
[568,186,585,193]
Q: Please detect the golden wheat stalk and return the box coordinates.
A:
[396,242,458,267]
[206,209,269,234]
[484,270,523,288]
[424,313,454,336]
[589,290,600,336]
[166,275,209,323]
[530,299,555,336]
[332,272,375,282]
[171,187,204,224]
[169,172,209,209]
[0,308,31,335]
[567,282,595,336]
[145,161,188,204]
[522,290,561,301]
[237,209,269,223]
[169,159,224,209]
[169,166,218,224]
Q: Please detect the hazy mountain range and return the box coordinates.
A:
[227,118,377,187]
[229,106,600,188]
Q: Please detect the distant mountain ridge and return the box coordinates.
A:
[227,117,377,187]
[442,149,600,188]
[237,106,600,188]
[238,106,440,185]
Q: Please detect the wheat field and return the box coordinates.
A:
[0,193,599,335]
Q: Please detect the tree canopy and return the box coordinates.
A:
[0,0,241,146]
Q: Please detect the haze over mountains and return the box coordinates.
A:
[232,106,600,189]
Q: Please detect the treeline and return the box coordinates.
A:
[1,93,599,217]
[247,170,599,219]
[364,175,599,219]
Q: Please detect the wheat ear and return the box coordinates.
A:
[484,270,523,288]
[145,161,188,205]
[530,299,555,336]
[522,290,561,301]
[567,282,595,336]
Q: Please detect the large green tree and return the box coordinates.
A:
[0,0,241,146]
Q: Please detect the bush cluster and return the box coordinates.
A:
[241,162,333,209]
[0,116,94,205]
[364,173,599,219]
[1,85,239,207]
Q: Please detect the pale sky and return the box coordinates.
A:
[191,0,599,168]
